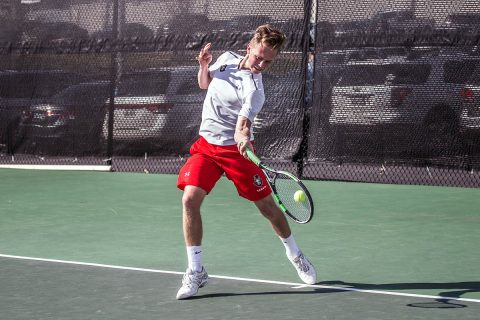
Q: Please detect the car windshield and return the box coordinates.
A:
[444,60,480,84]
[337,64,431,86]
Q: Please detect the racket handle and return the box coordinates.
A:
[245,147,262,166]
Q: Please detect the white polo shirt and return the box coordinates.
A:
[199,51,265,146]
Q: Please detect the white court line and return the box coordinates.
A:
[1,253,479,304]
[0,164,111,171]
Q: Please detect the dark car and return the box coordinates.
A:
[370,10,434,33]
[21,21,89,43]
[91,22,155,41]
[0,17,21,44]
[209,15,273,50]
[21,81,110,155]
[0,70,87,153]
[157,14,212,50]
[442,13,480,33]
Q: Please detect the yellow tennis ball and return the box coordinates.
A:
[294,190,306,203]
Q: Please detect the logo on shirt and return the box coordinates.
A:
[253,174,263,187]
[220,64,227,72]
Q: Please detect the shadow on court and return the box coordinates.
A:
[193,280,480,310]
[1,257,479,320]
[321,280,480,300]
[194,281,480,300]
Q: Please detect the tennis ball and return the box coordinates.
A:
[294,190,306,203]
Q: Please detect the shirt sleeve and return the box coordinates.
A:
[238,89,265,123]
[208,52,228,76]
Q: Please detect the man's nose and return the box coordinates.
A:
[258,60,268,68]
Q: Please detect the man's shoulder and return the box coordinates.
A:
[217,51,242,63]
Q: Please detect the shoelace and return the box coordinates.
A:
[182,271,205,288]
[293,254,310,272]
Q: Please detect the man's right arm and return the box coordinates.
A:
[198,65,212,89]
[197,43,213,89]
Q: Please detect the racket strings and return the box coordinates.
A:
[274,174,311,222]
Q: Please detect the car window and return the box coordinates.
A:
[117,72,171,96]
[0,73,82,99]
[444,59,480,84]
[349,50,382,61]
[175,78,199,95]
[56,84,109,101]
[337,64,430,86]
[320,53,345,65]
[388,64,431,84]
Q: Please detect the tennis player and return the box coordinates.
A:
[176,25,316,300]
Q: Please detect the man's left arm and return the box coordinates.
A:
[234,115,253,157]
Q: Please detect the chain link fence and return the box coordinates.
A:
[0,0,479,187]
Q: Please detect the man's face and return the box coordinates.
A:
[245,42,278,74]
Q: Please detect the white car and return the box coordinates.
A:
[457,59,480,136]
[101,66,203,155]
[329,50,470,153]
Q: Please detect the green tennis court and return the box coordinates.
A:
[1,169,479,319]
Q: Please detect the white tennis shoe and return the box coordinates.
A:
[176,267,209,300]
[290,252,317,285]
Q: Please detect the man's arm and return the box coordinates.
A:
[234,115,253,157]
[197,43,213,89]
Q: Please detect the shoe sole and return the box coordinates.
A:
[176,278,208,300]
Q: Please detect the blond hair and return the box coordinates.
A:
[250,24,286,52]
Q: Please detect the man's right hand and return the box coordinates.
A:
[197,43,212,67]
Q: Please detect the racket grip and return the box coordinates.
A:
[245,147,262,166]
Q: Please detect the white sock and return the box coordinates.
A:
[186,246,203,272]
[280,234,301,260]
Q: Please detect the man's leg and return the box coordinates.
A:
[254,195,317,285]
[254,194,291,238]
[182,185,206,247]
[176,185,209,300]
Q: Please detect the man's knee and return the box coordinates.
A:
[182,186,207,212]
[255,195,282,220]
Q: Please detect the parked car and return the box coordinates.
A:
[332,20,371,37]
[209,15,272,50]
[157,14,213,50]
[20,21,89,43]
[452,59,480,137]
[0,17,21,44]
[20,81,110,154]
[101,66,204,155]
[329,50,469,155]
[252,71,304,158]
[91,22,155,41]
[441,13,480,33]
[370,10,434,33]
[332,11,434,39]
[0,70,87,153]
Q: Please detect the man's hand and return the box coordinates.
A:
[197,43,212,67]
[237,139,253,158]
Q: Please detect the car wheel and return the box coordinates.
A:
[423,107,459,156]
[6,118,25,154]
[331,125,346,161]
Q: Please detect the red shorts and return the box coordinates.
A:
[177,137,272,201]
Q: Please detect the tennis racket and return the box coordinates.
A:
[245,147,314,224]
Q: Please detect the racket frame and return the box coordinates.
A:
[245,148,314,223]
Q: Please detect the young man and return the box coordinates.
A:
[176,25,316,300]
